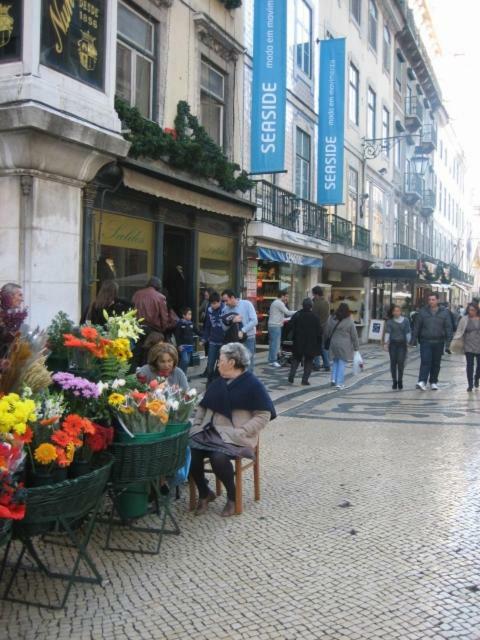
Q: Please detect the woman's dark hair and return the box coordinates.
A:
[302,297,313,311]
[388,304,402,319]
[335,302,350,321]
[93,280,118,309]
[466,303,479,316]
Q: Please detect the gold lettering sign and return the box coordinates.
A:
[95,211,154,253]
[49,0,75,54]
[0,4,14,48]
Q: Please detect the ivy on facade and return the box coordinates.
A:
[115,98,253,194]
[218,0,242,9]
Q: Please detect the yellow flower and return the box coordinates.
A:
[107,338,133,362]
[12,422,27,436]
[65,443,75,465]
[108,392,126,407]
[34,443,57,465]
[119,406,134,415]
[146,400,169,424]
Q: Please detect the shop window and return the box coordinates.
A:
[367,86,376,139]
[198,233,234,295]
[116,2,154,119]
[295,127,311,200]
[295,0,312,78]
[0,2,22,63]
[368,0,378,51]
[347,167,359,222]
[350,0,361,26]
[200,60,225,147]
[394,49,403,94]
[348,63,360,125]
[94,211,154,301]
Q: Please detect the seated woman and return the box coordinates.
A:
[189,342,276,518]
[136,343,188,391]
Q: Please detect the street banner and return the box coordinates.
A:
[250,0,287,174]
[317,38,346,205]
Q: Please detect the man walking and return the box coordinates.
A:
[221,289,258,369]
[268,291,295,367]
[311,286,330,372]
[412,292,453,390]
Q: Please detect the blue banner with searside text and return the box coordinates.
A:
[250,0,287,174]
[317,38,346,205]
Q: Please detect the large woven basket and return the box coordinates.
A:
[13,452,114,538]
[110,424,190,487]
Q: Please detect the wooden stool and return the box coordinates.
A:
[189,442,260,515]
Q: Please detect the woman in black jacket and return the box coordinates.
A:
[288,298,322,386]
[82,280,131,326]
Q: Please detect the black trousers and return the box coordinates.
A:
[289,356,314,383]
[465,352,480,388]
[389,342,407,383]
[190,448,236,501]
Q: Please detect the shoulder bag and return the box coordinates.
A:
[324,320,340,351]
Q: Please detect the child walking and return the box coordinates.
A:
[175,307,199,375]
[384,304,411,390]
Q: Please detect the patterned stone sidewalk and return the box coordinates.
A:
[2,353,480,640]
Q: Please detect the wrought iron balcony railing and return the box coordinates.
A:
[405,95,423,131]
[416,123,437,154]
[404,171,423,202]
[251,180,371,254]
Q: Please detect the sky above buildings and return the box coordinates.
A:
[427,0,480,200]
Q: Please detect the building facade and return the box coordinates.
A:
[243,0,473,344]
[0,0,254,327]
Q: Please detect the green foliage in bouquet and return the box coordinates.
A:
[47,312,75,359]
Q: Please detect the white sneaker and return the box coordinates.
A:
[430,383,439,390]
[270,362,281,368]
[416,381,427,391]
[335,384,345,390]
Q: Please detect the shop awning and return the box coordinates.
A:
[451,280,470,294]
[257,247,323,268]
[122,167,255,220]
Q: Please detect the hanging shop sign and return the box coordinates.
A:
[317,38,346,205]
[257,247,323,268]
[0,1,22,63]
[372,259,418,270]
[250,0,287,174]
[40,0,105,90]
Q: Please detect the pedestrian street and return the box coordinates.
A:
[2,349,480,640]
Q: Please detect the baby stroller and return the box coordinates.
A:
[277,318,294,367]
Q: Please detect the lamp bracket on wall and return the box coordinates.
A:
[363,134,421,160]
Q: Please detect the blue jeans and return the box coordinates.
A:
[245,336,256,371]
[206,342,222,383]
[178,347,191,374]
[314,348,330,369]
[268,325,282,363]
[419,341,444,384]
[331,358,346,385]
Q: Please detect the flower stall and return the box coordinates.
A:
[0,297,195,607]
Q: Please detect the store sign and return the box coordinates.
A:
[368,319,385,341]
[95,211,153,252]
[250,0,287,174]
[40,0,105,90]
[317,38,346,205]
[0,2,22,63]
[372,259,418,270]
[257,247,323,268]
[199,234,233,261]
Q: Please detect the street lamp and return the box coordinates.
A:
[411,155,430,175]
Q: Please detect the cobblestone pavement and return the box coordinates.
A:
[2,350,480,640]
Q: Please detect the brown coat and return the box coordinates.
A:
[190,406,270,450]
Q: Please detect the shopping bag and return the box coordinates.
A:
[353,351,364,375]
[449,336,464,355]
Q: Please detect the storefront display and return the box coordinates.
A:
[331,287,366,325]
[198,233,235,294]
[94,210,154,300]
